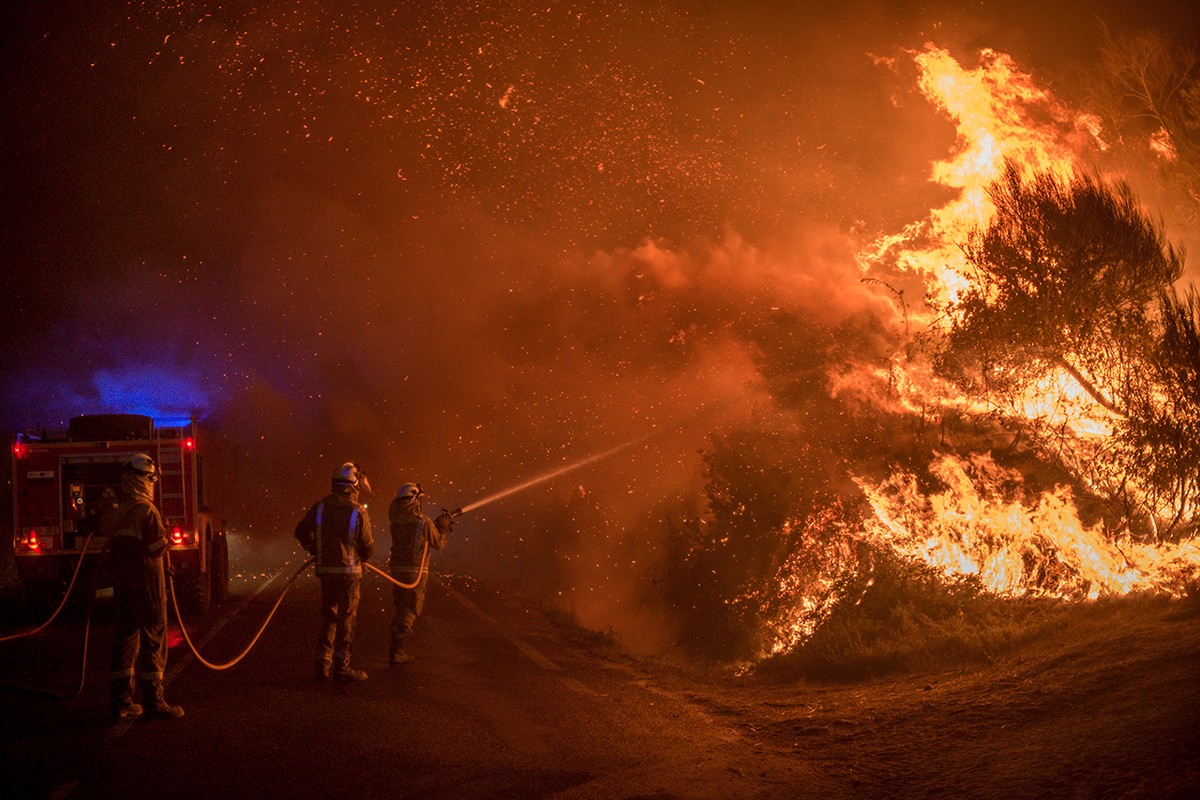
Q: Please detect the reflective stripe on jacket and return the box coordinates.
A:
[388,498,447,578]
[295,490,374,575]
[107,474,168,561]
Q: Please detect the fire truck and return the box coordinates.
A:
[10,414,229,615]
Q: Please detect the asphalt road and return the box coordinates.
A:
[1,564,811,800]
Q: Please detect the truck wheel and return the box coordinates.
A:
[175,571,211,616]
[211,533,230,604]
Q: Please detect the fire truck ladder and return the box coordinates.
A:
[155,425,189,524]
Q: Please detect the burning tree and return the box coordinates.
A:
[942,161,1183,413]
[938,162,1188,537]
[1118,287,1200,536]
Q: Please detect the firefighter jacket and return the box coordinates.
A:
[388,499,448,580]
[104,473,169,618]
[295,488,374,576]
[105,474,169,564]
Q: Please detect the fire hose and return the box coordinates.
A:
[0,533,101,699]
[364,544,429,590]
[165,544,430,672]
[4,507,456,688]
[0,533,96,644]
[167,556,315,671]
[365,507,459,589]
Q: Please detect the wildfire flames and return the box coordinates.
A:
[756,44,1200,656]
[858,454,1198,600]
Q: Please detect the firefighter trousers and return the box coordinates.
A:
[315,574,361,672]
[109,567,169,709]
[389,569,429,651]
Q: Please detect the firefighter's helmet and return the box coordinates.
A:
[332,462,371,494]
[396,482,423,501]
[124,453,159,481]
[332,462,360,486]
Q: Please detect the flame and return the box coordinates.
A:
[758,44,1198,655]
[1149,127,1177,162]
[743,510,863,657]
[857,454,1199,599]
[1015,368,1116,438]
[863,45,1104,310]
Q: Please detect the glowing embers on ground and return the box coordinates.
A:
[857,454,1200,600]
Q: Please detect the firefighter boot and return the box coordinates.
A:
[111,701,144,721]
[110,678,143,720]
[389,634,414,665]
[334,664,368,681]
[315,659,333,681]
[143,682,185,719]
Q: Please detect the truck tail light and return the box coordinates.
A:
[12,441,27,459]
[170,527,196,547]
[17,529,41,551]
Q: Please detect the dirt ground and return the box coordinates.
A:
[2,552,1197,799]
[633,598,1200,799]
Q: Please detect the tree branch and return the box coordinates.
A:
[1055,355,1125,417]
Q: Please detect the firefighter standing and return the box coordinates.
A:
[295,462,375,681]
[106,453,184,721]
[387,483,453,664]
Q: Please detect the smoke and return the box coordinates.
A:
[1,0,1196,652]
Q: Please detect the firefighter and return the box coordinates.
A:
[295,462,375,681]
[106,453,184,721]
[387,483,454,664]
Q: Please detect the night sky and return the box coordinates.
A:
[2,1,1197,645]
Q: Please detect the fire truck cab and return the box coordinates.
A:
[11,413,229,615]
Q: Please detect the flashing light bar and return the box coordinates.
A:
[12,441,27,459]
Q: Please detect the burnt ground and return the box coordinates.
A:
[625,596,1200,799]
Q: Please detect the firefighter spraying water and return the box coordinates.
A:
[385,483,453,664]
[366,432,656,662]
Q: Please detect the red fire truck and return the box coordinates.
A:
[11,414,229,614]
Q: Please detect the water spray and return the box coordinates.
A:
[445,399,739,519]
[453,431,659,517]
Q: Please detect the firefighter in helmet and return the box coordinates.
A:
[295,462,375,681]
[106,453,184,720]
[387,482,454,664]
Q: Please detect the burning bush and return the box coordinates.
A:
[761,550,1016,681]
[663,158,1200,667]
